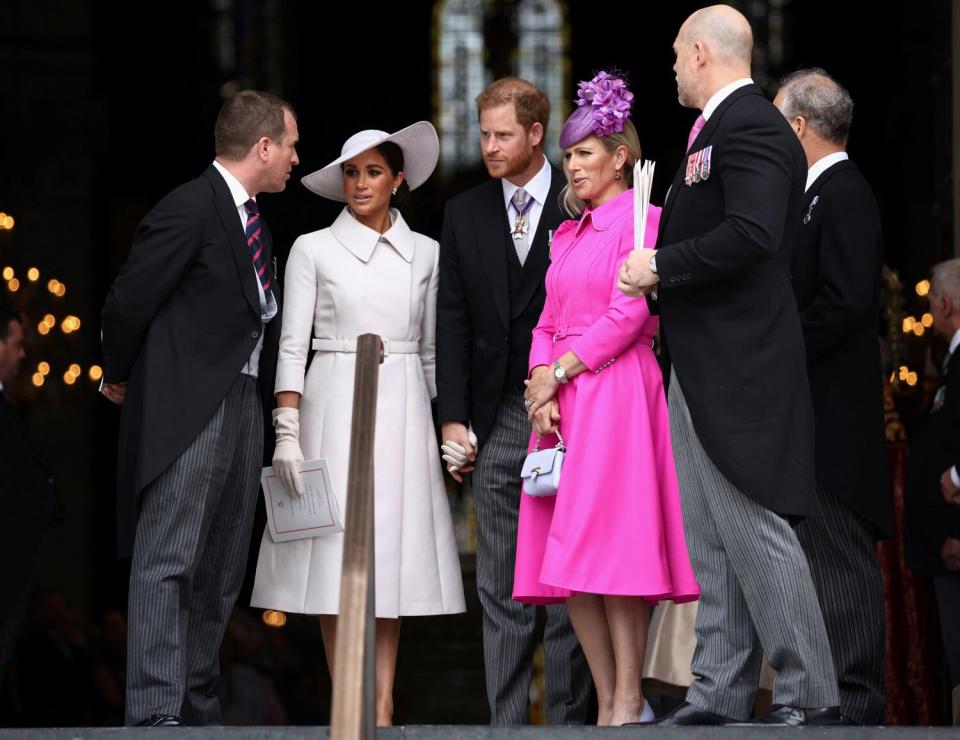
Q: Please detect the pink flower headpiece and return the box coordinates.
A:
[559,71,634,148]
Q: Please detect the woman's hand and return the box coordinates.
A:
[531,398,560,436]
[524,365,558,420]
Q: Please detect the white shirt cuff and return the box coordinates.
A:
[951,466,960,488]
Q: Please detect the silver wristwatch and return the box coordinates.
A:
[551,359,569,384]
[649,253,658,274]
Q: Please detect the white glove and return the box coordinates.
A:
[441,427,478,471]
[272,407,304,496]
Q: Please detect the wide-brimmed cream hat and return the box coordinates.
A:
[301,121,439,202]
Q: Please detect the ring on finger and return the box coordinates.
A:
[523,399,533,408]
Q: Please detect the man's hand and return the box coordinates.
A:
[531,399,560,436]
[617,249,660,297]
[942,537,960,571]
[100,382,127,405]
[523,366,558,420]
[441,421,476,483]
[941,468,960,505]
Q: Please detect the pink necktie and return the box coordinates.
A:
[686,114,706,152]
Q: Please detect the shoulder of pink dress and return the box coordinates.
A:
[549,219,579,257]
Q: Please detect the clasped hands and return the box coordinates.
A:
[617,249,659,297]
[524,366,560,436]
[441,422,477,483]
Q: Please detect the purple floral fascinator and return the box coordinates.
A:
[559,71,634,149]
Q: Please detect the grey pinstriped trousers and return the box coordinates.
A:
[667,372,839,719]
[796,485,886,724]
[125,374,262,726]
[472,389,591,725]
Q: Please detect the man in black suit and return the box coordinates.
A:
[436,77,589,725]
[619,5,840,726]
[0,307,58,676]
[101,90,297,727]
[774,68,891,725]
[905,258,960,704]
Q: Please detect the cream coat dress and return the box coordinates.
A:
[251,207,465,618]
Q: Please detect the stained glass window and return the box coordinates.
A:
[435,0,569,173]
[514,0,568,163]
[435,0,489,174]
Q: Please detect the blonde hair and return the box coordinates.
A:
[560,120,642,218]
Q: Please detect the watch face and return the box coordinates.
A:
[554,366,564,379]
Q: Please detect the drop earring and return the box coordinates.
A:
[392,188,398,195]
[615,169,622,181]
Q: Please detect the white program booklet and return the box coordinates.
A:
[260,458,344,542]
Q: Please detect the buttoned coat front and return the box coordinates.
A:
[251,208,465,617]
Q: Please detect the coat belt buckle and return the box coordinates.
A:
[553,326,568,342]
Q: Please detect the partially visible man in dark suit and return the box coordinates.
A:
[773,68,891,725]
[0,306,58,676]
[101,90,298,727]
[905,258,960,704]
[619,4,840,727]
[436,77,590,725]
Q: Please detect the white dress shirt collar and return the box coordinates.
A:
[949,329,960,358]
[805,151,849,192]
[212,160,253,207]
[502,154,551,210]
[702,78,754,121]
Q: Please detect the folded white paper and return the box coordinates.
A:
[633,160,656,251]
[260,458,343,542]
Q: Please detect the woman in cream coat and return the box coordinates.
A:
[251,122,465,726]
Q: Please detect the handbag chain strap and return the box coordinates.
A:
[532,426,565,453]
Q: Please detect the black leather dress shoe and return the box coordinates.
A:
[655,701,734,726]
[751,703,843,726]
[136,714,183,727]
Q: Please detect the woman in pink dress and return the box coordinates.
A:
[516,72,699,725]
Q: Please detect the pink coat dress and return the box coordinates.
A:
[513,189,700,605]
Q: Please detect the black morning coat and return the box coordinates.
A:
[436,167,564,446]
[906,348,960,576]
[790,158,891,536]
[654,83,817,517]
[101,165,281,557]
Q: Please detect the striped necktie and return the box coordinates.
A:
[244,198,271,294]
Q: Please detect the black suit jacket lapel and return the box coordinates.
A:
[659,84,764,244]
[472,180,511,330]
[804,159,856,208]
[512,168,563,318]
[203,165,261,316]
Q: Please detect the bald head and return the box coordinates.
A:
[673,5,753,110]
[681,5,753,69]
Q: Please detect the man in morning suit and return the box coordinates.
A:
[774,68,891,725]
[905,258,960,702]
[436,77,590,725]
[0,307,58,676]
[619,5,840,726]
[100,90,298,727]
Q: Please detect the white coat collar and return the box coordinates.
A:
[329,207,415,263]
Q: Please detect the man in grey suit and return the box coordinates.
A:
[775,68,890,725]
[619,5,840,726]
[436,77,590,725]
[101,90,298,726]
